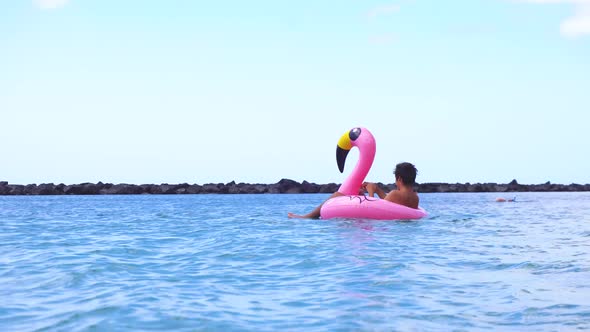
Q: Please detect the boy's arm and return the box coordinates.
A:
[364,182,387,199]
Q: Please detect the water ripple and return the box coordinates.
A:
[1,193,590,331]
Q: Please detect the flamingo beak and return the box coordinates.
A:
[336,132,352,173]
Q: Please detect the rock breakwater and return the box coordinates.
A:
[0,179,588,195]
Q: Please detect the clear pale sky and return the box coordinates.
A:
[1,0,589,185]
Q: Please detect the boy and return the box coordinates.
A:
[364,162,419,209]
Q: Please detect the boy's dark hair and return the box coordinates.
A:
[394,162,417,185]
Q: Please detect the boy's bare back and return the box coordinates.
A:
[385,189,419,209]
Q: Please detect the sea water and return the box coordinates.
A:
[1,192,589,331]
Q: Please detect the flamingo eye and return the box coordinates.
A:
[349,128,361,141]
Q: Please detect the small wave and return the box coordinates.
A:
[2,193,590,331]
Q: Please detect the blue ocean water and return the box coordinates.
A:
[1,192,589,331]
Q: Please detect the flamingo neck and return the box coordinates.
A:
[338,144,376,196]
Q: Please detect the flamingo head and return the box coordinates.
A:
[336,127,375,173]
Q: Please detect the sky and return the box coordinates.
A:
[1,0,589,185]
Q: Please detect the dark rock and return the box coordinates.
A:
[417,183,444,193]
[99,184,143,195]
[123,184,144,195]
[9,185,25,195]
[202,183,220,194]
[507,179,525,192]
[249,184,269,194]
[32,183,58,195]
[301,181,320,193]
[24,184,37,195]
[256,184,270,193]
[2,179,590,195]
[494,185,508,192]
[159,183,186,194]
[0,182,9,195]
[267,184,280,194]
[64,183,100,195]
[274,179,301,193]
[186,184,203,194]
[319,183,339,193]
[217,183,230,194]
[140,184,159,194]
[226,181,241,194]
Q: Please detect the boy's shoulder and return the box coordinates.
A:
[386,189,419,208]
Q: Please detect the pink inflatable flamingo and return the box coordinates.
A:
[320,127,427,220]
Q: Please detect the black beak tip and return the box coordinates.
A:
[336,146,349,173]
